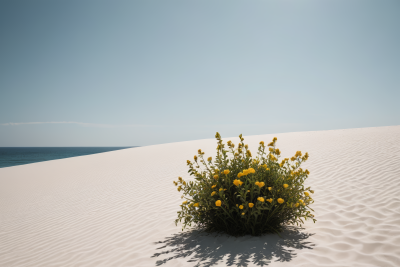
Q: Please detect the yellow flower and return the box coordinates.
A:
[267,198,273,203]
[219,188,223,191]
[257,197,265,202]
[233,179,243,186]
[241,212,245,215]
[299,199,304,204]
[215,200,221,206]
[247,190,250,192]
[258,182,265,188]
[224,169,230,175]
[291,157,296,161]
[243,169,249,175]
[305,169,310,175]
[269,147,273,152]
[212,185,216,189]
[182,201,187,205]
[283,184,288,188]
[194,155,197,160]
[177,186,182,192]
[248,168,255,174]
[214,175,219,180]
[211,192,216,196]
[236,204,238,207]
[194,203,199,207]
[304,192,310,197]
[273,137,277,141]
[295,203,299,207]
[277,198,284,204]
[255,181,259,186]
[208,157,212,161]
[268,187,272,191]
[239,205,244,209]
[259,141,264,145]
[248,203,254,208]
[237,172,243,178]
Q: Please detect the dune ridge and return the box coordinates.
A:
[1,126,399,266]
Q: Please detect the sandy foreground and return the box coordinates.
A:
[1,126,400,267]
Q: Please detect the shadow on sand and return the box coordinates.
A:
[152,226,315,266]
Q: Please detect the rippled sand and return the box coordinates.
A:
[1,126,399,266]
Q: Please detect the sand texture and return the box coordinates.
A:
[1,126,400,267]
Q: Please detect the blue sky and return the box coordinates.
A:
[1,0,399,146]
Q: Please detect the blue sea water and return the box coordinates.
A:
[0,147,135,168]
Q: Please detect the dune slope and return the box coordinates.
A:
[1,126,400,267]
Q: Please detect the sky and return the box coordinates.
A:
[0,0,399,147]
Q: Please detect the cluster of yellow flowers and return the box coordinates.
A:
[237,167,255,178]
[174,133,316,235]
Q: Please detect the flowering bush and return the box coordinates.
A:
[174,133,316,236]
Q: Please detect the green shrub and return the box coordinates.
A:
[174,132,316,236]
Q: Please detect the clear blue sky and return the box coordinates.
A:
[1,0,399,146]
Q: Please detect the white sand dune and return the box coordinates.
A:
[1,126,400,267]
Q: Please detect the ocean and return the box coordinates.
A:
[0,147,135,168]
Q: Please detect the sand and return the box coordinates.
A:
[1,125,400,267]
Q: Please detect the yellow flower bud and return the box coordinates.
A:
[277,198,284,204]
[257,197,265,202]
[213,175,219,180]
[283,184,288,188]
[268,187,272,191]
[211,191,216,196]
[241,212,245,215]
[219,188,223,191]
[211,185,216,189]
[223,169,230,175]
[194,203,199,207]
[267,198,273,203]
[304,192,310,197]
[239,205,243,209]
[215,200,221,207]
[182,201,187,205]
[208,157,212,161]
[248,203,254,208]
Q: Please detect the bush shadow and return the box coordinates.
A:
[152,226,315,266]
